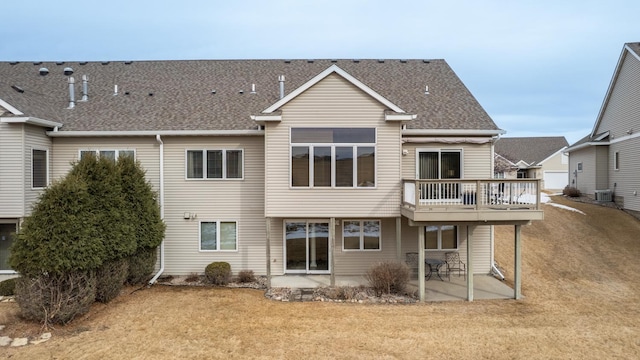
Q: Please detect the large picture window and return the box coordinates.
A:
[425,225,458,250]
[187,149,243,179]
[343,220,381,251]
[200,221,237,251]
[32,149,48,189]
[291,128,376,188]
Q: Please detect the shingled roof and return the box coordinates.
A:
[0,59,498,132]
[495,136,568,166]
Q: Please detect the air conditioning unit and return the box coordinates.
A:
[594,189,613,202]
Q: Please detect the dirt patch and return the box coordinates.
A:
[2,195,640,358]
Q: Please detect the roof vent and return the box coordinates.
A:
[39,67,49,76]
[63,67,74,76]
[278,75,285,99]
[211,90,216,94]
[79,61,88,65]
[239,90,244,94]
[113,85,118,96]
[250,83,256,94]
[377,59,385,63]
[33,61,42,65]
[307,59,314,63]
[101,61,110,65]
[353,59,360,63]
[56,61,64,65]
[424,85,430,95]
[80,75,89,101]
[400,59,407,63]
[124,61,133,65]
[124,91,130,96]
[330,59,338,63]
[11,85,24,93]
[9,61,19,65]
[284,60,291,64]
[423,60,430,63]
[67,77,75,109]
[148,92,154,96]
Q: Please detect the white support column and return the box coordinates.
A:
[515,224,522,299]
[418,225,425,302]
[396,217,402,261]
[330,217,336,287]
[266,218,271,289]
[466,225,475,301]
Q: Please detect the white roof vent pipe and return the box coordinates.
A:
[278,75,285,99]
[113,84,118,96]
[80,75,89,102]
[67,77,75,109]
[250,83,256,94]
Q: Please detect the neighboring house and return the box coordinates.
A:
[566,42,640,214]
[494,137,569,191]
[0,59,543,301]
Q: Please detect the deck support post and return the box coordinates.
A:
[466,225,475,301]
[330,217,336,287]
[266,217,271,289]
[418,225,425,302]
[514,224,522,299]
[396,217,402,261]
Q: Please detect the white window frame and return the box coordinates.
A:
[415,148,464,179]
[577,162,583,172]
[342,219,382,251]
[185,149,244,180]
[79,149,136,161]
[199,220,238,252]
[424,225,459,251]
[614,151,620,171]
[289,128,377,189]
[31,147,49,189]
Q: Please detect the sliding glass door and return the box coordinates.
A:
[285,220,330,273]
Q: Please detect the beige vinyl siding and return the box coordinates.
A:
[569,146,598,196]
[0,122,24,217]
[596,52,640,139]
[264,73,402,218]
[333,217,398,275]
[399,217,492,274]
[595,146,609,190]
[51,137,160,188]
[610,138,640,212]
[162,136,266,275]
[24,125,52,214]
[401,141,493,179]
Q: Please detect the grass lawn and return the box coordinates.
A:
[2,196,640,359]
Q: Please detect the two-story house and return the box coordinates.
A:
[0,59,543,301]
[566,42,640,215]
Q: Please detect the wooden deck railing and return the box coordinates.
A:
[402,179,542,211]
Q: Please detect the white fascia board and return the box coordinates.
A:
[385,113,417,121]
[1,116,63,128]
[262,64,405,114]
[565,141,609,153]
[46,129,265,137]
[0,98,23,115]
[250,114,282,122]
[537,146,567,166]
[402,129,505,136]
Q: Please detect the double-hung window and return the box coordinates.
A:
[425,225,458,250]
[200,221,237,251]
[343,220,381,251]
[186,149,243,179]
[80,149,135,161]
[32,149,48,189]
[291,128,376,188]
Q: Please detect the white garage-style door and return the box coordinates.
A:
[543,171,568,190]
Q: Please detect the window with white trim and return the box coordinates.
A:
[186,149,243,179]
[200,221,237,251]
[32,149,48,189]
[577,162,583,172]
[343,220,381,251]
[80,149,135,161]
[290,128,376,188]
[425,225,458,250]
[614,151,620,171]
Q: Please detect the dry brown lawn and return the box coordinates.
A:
[2,196,640,359]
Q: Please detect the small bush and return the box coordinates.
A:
[185,273,201,283]
[204,262,231,285]
[237,270,256,283]
[95,258,129,303]
[15,271,96,326]
[366,261,410,296]
[0,277,17,296]
[563,186,581,197]
[127,247,158,285]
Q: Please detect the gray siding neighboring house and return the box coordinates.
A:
[494,136,569,191]
[0,59,543,300]
[566,42,640,213]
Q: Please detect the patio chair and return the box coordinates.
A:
[445,252,466,280]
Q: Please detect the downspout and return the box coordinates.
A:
[149,134,165,285]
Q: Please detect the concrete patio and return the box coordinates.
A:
[270,274,514,302]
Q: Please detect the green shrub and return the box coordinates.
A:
[237,270,256,283]
[15,271,96,326]
[127,247,158,285]
[0,277,17,296]
[204,262,231,285]
[95,258,129,303]
[563,186,581,197]
[366,261,410,296]
[9,175,105,276]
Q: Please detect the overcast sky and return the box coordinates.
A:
[2,0,639,144]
